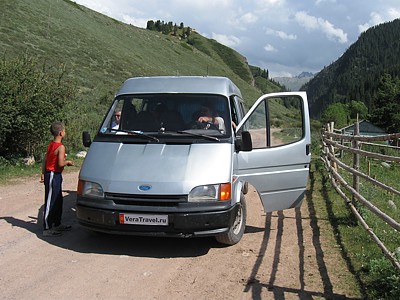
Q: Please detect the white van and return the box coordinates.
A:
[77,76,311,245]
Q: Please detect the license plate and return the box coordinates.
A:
[119,213,168,226]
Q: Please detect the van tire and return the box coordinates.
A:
[215,193,246,245]
[242,181,248,195]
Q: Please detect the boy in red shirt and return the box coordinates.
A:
[41,122,74,236]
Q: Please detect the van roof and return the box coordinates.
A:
[116,76,242,98]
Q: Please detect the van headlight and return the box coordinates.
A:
[188,183,231,202]
[77,180,104,198]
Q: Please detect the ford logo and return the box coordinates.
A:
[138,185,152,191]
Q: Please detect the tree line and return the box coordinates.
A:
[146,20,192,39]
[321,74,400,132]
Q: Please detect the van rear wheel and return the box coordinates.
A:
[215,193,246,245]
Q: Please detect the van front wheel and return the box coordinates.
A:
[216,193,246,245]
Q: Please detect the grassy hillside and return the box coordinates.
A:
[1,0,275,105]
[0,0,287,156]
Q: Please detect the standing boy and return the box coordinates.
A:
[41,122,74,236]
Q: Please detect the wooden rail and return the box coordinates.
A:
[321,122,400,271]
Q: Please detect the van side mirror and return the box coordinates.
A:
[82,131,92,147]
[235,131,252,152]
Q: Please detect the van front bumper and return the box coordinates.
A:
[76,203,239,237]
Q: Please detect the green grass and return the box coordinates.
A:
[0,153,85,186]
[318,138,400,299]
[307,159,363,297]
[0,0,268,103]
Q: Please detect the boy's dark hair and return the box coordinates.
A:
[50,122,65,137]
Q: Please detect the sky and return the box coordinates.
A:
[74,0,400,78]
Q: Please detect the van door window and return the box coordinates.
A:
[236,92,310,212]
[246,95,304,149]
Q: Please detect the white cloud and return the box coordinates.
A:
[264,44,277,52]
[75,0,112,16]
[315,0,336,5]
[359,8,400,33]
[175,0,231,11]
[266,28,297,40]
[239,12,258,24]
[228,11,258,31]
[388,7,400,19]
[295,11,319,30]
[121,15,148,28]
[295,11,348,43]
[211,33,241,47]
[256,0,285,6]
[358,12,384,32]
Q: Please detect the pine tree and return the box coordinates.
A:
[146,20,155,31]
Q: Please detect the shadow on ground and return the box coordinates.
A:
[242,170,362,300]
[1,189,223,258]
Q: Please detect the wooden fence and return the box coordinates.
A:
[321,121,400,271]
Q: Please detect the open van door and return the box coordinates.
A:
[235,92,311,212]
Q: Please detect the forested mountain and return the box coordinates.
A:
[303,19,400,119]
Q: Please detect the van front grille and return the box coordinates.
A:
[105,193,187,207]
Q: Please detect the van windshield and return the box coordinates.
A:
[99,94,232,138]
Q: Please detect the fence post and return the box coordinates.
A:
[328,122,337,171]
[352,116,360,204]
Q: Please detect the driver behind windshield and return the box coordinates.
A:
[197,105,226,132]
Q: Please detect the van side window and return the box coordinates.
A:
[246,95,304,149]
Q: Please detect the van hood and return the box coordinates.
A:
[79,142,233,195]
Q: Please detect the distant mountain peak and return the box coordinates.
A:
[297,71,314,78]
[273,72,314,91]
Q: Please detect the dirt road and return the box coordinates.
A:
[0,171,361,299]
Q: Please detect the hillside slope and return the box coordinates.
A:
[302,19,400,118]
[0,0,280,106]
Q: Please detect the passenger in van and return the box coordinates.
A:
[112,109,122,129]
[197,105,226,132]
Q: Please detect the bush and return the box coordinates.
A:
[321,102,349,128]
[367,258,400,299]
[0,55,76,158]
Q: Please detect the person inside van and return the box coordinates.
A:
[112,109,122,129]
[197,105,226,132]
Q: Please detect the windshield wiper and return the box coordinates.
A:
[111,129,160,142]
[176,130,220,141]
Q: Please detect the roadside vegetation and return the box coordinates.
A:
[337,143,400,299]
[312,126,400,299]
